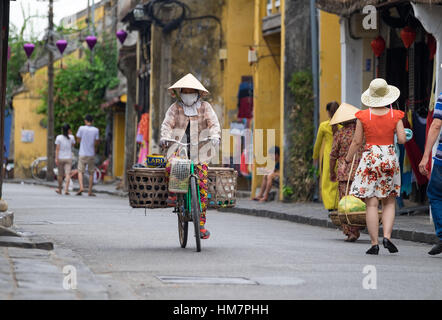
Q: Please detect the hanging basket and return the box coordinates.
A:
[207,167,238,209]
[329,211,342,227]
[127,167,238,209]
[332,154,382,228]
[127,168,169,208]
[338,210,382,227]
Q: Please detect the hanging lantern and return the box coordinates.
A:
[427,34,437,61]
[371,36,385,77]
[400,26,416,49]
[85,35,97,50]
[56,39,67,54]
[23,43,35,72]
[23,43,35,58]
[116,30,128,45]
[371,36,386,58]
[400,27,416,72]
[56,39,68,68]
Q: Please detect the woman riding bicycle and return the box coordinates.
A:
[160,73,221,240]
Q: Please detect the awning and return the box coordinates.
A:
[316,0,442,16]
[100,95,127,110]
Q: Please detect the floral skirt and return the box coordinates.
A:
[350,144,400,199]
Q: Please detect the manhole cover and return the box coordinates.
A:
[156,276,258,285]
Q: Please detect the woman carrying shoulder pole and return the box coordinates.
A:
[345,79,406,255]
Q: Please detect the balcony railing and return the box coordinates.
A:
[266,0,281,16]
[263,0,281,36]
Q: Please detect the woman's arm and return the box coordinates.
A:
[345,120,364,163]
[312,124,324,161]
[160,104,177,141]
[395,119,406,144]
[205,102,221,140]
[55,144,60,166]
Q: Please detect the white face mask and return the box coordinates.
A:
[181,93,199,106]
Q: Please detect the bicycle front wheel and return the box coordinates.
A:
[177,196,188,248]
[190,176,201,252]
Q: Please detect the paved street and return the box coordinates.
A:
[1,183,442,300]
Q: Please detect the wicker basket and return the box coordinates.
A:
[207,167,238,209]
[128,167,238,209]
[329,211,342,227]
[338,210,382,227]
[127,168,169,208]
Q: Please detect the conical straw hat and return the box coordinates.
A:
[329,103,360,125]
[168,73,209,96]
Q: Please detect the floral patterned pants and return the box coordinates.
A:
[165,160,209,227]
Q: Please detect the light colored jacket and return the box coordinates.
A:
[161,101,221,163]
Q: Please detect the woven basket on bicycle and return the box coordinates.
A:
[207,167,238,209]
[127,168,169,208]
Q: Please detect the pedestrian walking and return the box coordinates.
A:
[345,79,406,255]
[55,124,75,195]
[329,103,364,242]
[313,101,340,211]
[419,93,442,256]
[76,115,99,197]
[160,73,221,240]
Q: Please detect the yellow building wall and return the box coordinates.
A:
[279,0,285,200]
[13,68,49,178]
[251,0,282,197]
[113,112,125,178]
[222,0,255,129]
[12,4,110,179]
[319,11,341,122]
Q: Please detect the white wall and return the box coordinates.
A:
[340,18,363,108]
[412,3,442,162]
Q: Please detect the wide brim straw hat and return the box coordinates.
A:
[168,73,209,97]
[329,103,360,125]
[361,78,400,108]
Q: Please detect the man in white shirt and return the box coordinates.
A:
[76,114,99,196]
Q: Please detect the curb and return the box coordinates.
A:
[0,236,54,250]
[7,179,128,198]
[219,207,439,245]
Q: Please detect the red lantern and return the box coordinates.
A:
[371,36,386,58]
[400,26,416,49]
[427,34,437,61]
[400,26,416,72]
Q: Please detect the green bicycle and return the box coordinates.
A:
[165,138,210,252]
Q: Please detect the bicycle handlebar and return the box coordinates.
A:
[163,138,212,146]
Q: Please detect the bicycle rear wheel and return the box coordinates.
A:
[190,176,201,252]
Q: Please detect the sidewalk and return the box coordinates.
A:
[8,178,128,197]
[7,179,439,245]
[220,200,439,245]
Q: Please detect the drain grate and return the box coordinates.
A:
[156,276,258,285]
